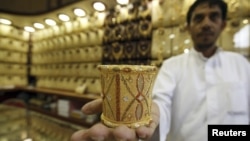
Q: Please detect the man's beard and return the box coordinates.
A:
[196,42,214,51]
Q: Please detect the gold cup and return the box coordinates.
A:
[98,65,157,128]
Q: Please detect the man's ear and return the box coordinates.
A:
[221,21,227,31]
[186,23,191,34]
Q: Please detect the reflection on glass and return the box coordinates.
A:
[234,24,250,48]
[233,24,250,58]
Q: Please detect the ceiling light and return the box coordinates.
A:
[127,3,134,9]
[24,26,35,32]
[45,18,57,26]
[23,138,32,141]
[93,2,106,12]
[184,48,190,54]
[33,23,45,29]
[0,18,12,25]
[58,14,70,22]
[242,19,249,24]
[116,0,129,5]
[73,8,86,17]
[169,34,175,39]
[184,39,190,44]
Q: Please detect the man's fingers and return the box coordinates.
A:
[113,125,137,141]
[88,123,113,141]
[136,120,158,140]
[71,123,113,141]
[136,102,160,140]
[71,129,89,141]
[82,98,102,114]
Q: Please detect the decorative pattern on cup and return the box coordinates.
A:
[98,65,157,128]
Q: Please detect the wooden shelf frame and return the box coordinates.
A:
[0,85,100,101]
[29,106,98,128]
[0,85,101,128]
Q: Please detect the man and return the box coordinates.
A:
[71,0,250,141]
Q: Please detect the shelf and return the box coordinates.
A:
[1,86,101,128]
[0,86,101,101]
[0,85,16,92]
[20,86,101,101]
[28,106,96,128]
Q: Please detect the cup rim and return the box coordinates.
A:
[97,65,157,72]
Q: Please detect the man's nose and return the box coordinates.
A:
[201,17,212,29]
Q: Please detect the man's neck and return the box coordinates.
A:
[195,45,217,58]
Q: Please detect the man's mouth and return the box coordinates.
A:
[198,31,213,36]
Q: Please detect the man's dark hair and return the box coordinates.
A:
[186,0,228,25]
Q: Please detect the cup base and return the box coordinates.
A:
[101,114,152,129]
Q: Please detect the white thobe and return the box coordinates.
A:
[152,48,250,141]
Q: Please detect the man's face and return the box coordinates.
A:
[187,3,226,51]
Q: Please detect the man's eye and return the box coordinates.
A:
[194,15,203,22]
[210,13,220,21]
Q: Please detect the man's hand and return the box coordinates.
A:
[71,98,159,141]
